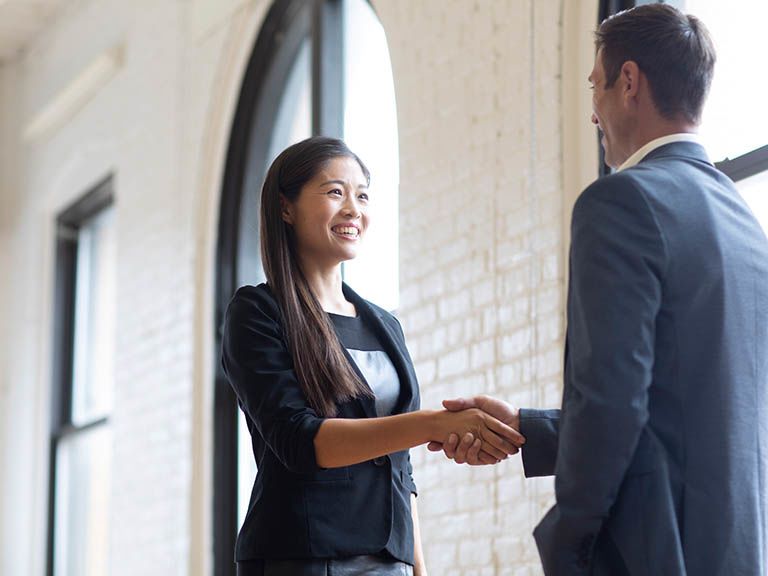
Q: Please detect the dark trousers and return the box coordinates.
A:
[237,555,414,576]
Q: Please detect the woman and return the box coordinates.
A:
[222,137,523,576]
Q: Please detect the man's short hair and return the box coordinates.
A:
[596,4,716,124]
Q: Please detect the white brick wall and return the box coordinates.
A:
[0,0,599,574]
[374,1,567,573]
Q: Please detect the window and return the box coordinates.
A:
[47,177,115,576]
[736,170,768,234]
[214,1,399,574]
[600,0,768,232]
[340,0,400,311]
[676,0,768,233]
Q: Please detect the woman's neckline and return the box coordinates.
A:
[326,310,360,319]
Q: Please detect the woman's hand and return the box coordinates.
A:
[433,408,524,461]
[428,396,524,465]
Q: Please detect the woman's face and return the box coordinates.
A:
[282,156,370,268]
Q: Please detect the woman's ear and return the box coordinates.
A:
[280,195,294,225]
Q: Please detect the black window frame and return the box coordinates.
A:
[715,145,768,182]
[46,174,115,576]
[599,0,768,183]
[213,1,354,575]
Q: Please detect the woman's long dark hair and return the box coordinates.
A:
[260,137,373,417]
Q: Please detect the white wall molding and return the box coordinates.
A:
[187,1,271,574]
[23,43,124,143]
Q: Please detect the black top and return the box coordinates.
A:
[329,313,401,418]
[221,283,420,564]
[328,312,381,349]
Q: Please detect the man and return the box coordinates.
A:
[431,5,768,575]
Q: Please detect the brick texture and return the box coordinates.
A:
[375,1,565,573]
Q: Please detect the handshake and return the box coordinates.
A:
[428,395,524,466]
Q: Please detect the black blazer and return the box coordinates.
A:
[221,282,420,564]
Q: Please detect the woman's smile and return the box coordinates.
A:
[331,224,361,240]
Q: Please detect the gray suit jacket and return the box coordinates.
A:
[520,142,768,576]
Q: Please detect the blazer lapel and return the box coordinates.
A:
[342,284,418,416]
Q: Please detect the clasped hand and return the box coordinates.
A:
[430,395,524,465]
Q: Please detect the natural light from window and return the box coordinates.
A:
[678,0,768,234]
[341,0,400,312]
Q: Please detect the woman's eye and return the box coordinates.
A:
[358,193,369,201]
[328,189,343,196]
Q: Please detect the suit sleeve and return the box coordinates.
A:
[519,408,561,478]
[221,288,325,474]
[533,176,667,574]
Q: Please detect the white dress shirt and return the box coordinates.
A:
[618,133,708,172]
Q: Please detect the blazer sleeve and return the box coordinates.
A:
[221,287,325,474]
[392,312,420,496]
[519,408,561,478]
[533,175,667,574]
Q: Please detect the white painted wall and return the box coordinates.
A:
[0,1,271,573]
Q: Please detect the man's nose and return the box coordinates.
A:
[591,113,599,125]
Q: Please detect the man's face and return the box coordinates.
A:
[589,49,630,168]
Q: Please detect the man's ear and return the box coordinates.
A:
[621,60,640,101]
[280,195,294,225]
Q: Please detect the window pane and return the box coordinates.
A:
[54,425,112,576]
[678,0,768,161]
[237,38,312,287]
[736,170,768,236]
[342,0,400,311]
[267,38,312,164]
[237,415,257,529]
[72,207,116,425]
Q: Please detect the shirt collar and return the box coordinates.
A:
[617,133,706,172]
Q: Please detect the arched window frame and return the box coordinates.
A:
[213,1,375,575]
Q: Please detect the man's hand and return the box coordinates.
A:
[427,395,523,465]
